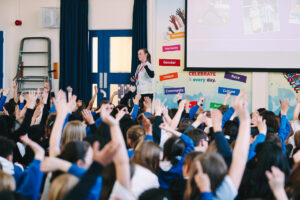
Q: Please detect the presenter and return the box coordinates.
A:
[130,48,155,102]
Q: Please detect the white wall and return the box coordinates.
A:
[0,0,269,111]
[0,0,60,94]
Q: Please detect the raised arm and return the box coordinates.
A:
[170,99,187,129]
[101,104,131,189]
[87,85,98,110]
[228,92,251,188]
[49,90,76,157]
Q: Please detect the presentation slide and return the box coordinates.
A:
[186,0,300,70]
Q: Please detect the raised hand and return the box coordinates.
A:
[100,104,119,127]
[143,97,152,113]
[280,99,289,116]
[115,107,127,121]
[66,86,73,93]
[265,166,288,200]
[82,109,95,125]
[92,141,120,166]
[54,90,77,116]
[133,94,141,105]
[26,90,39,109]
[3,87,11,96]
[178,99,187,112]
[231,91,249,120]
[194,161,211,192]
[176,92,183,102]
[20,135,45,161]
[224,91,232,105]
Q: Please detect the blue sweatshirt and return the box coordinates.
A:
[68,164,102,200]
[131,104,139,120]
[16,159,44,200]
[0,95,7,111]
[278,115,289,154]
[222,107,235,128]
[189,105,199,119]
[248,133,266,161]
[86,117,102,136]
[158,134,194,191]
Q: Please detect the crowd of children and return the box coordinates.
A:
[0,82,299,200]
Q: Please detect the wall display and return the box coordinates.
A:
[155,0,252,111]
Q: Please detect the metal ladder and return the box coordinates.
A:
[15,37,52,93]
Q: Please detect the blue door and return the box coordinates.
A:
[89,30,132,107]
[0,31,3,88]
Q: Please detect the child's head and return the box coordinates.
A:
[62,120,86,149]
[0,137,15,162]
[182,151,202,178]
[132,141,162,174]
[47,174,79,200]
[126,125,145,149]
[163,136,186,165]
[184,152,227,199]
[186,129,208,152]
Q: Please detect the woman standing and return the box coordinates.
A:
[130,48,154,102]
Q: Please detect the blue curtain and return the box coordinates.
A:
[131,0,148,77]
[60,0,91,102]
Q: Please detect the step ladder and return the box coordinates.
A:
[15,37,52,93]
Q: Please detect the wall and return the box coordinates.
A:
[0,0,271,112]
[0,0,60,93]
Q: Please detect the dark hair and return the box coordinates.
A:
[295,131,300,149]
[217,105,229,114]
[260,111,279,133]
[186,129,207,147]
[139,48,151,63]
[238,142,290,199]
[257,108,266,115]
[178,118,194,133]
[0,137,15,158]
[163,136,186,165]
[51,141,90,182]
[223,121,239,142]
[0,191,24,200]
[139,188,168,200]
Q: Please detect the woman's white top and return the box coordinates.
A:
[135,61,154,95]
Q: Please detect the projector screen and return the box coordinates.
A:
[185,0,300,71]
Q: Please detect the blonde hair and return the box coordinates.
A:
[126,125,145,149]
[62,120,86,149]
[47,174,79,200]
[0,170,16,191]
